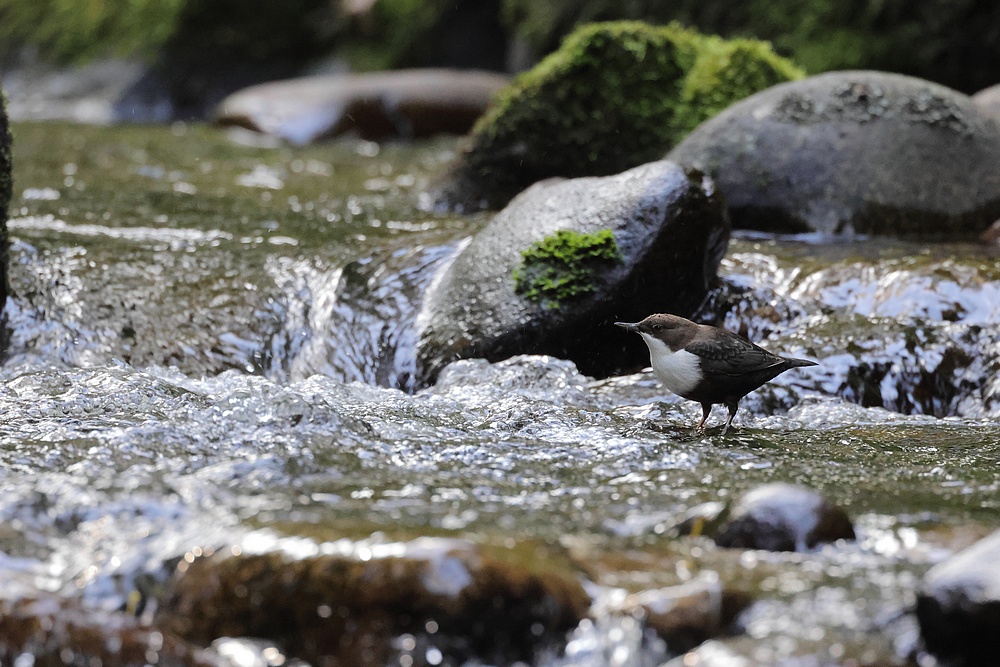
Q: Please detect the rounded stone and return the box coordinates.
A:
[916,529,1000,664]
[715,483,855,552]
[414,160,729,386]
[667,70,1000,237]
[214,69,509,143]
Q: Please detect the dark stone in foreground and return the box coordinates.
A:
[415,160,729,386]
[215,69,509,143]
[715,483,855,552]
[0,87,9,323]
[667,71,1000,237]
[917,529,1000,666]
[157,538,589,667]
[0,595,209,667]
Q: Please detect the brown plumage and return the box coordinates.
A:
[616,314,817,433]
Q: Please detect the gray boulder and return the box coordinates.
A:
[414,160,729,385]
[972,83,1000,123]
[667,71,1000,236]
[917,529,1000,665]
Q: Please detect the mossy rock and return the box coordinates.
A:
[416,160,729,386]
[502,0,1000,96]
[434,20,802,210]
[157,538,589,667]
[512,229,623,307]
[0,88,10,316]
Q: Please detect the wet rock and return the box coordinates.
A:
[667,71,1000,237]
[0,595,210,667]
[156,537,589,667]
[715,483,855,552]
[615,574,751,652]
[433,21,802,211]
[661,640,753,667]
[414,159,729,386]
[0,87,8,319]
[916,529,1000,665]
[215,69,509,144]
[972,84,1000,123]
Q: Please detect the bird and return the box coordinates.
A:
[615,313,817,434]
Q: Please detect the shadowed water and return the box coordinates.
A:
[2,122,999,665]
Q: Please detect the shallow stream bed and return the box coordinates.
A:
[1,122,998,666]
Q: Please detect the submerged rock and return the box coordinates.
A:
[0,595,209,667]
[715,483,855,552]
[916,529,1000,665]
[215,69,509,144]
[414,159,729,386]
[615,574,751,653]
[667,71,1000,237]
[157,537,589,667]
[434,21,802,210]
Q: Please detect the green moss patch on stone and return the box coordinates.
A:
[513,229,622,307]
[446,20,802,209]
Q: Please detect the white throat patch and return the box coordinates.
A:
[639,333,702,396]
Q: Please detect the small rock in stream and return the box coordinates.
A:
[0,595,210,667]
[916,529,1000,666]
[714,483,855,552]
[156,537,589,667]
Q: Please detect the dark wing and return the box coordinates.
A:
[686,335,787,378]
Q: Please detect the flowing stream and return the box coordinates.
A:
[1,122,999,666]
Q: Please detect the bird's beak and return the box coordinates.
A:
[614,321,639,333]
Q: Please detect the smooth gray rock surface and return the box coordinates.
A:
[415,160,729,385]
[668,71,1000,237]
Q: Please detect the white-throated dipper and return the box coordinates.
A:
[615,314,817,433]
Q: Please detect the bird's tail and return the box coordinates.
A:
[783,356,818,368]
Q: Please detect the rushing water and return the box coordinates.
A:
[2,122,999,666]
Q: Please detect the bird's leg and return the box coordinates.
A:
[722,401,739,435]
[697,403,712,433]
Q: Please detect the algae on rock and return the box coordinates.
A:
[436,20,803,210]
[513,229,622,308]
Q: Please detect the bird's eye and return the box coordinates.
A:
[653,324,662,331]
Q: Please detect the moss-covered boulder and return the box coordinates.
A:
[502,0,1000,96]
[415,159,728,385]
[667,71,1000,237]
[157,537,589,667]
[0,88,10,317]
[433,21,803,211]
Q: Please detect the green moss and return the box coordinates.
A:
[0,0,186,63]
[675,36,805,135]
[513,229,622,307]
[447,20,801,209]
[502,0,1000,95]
